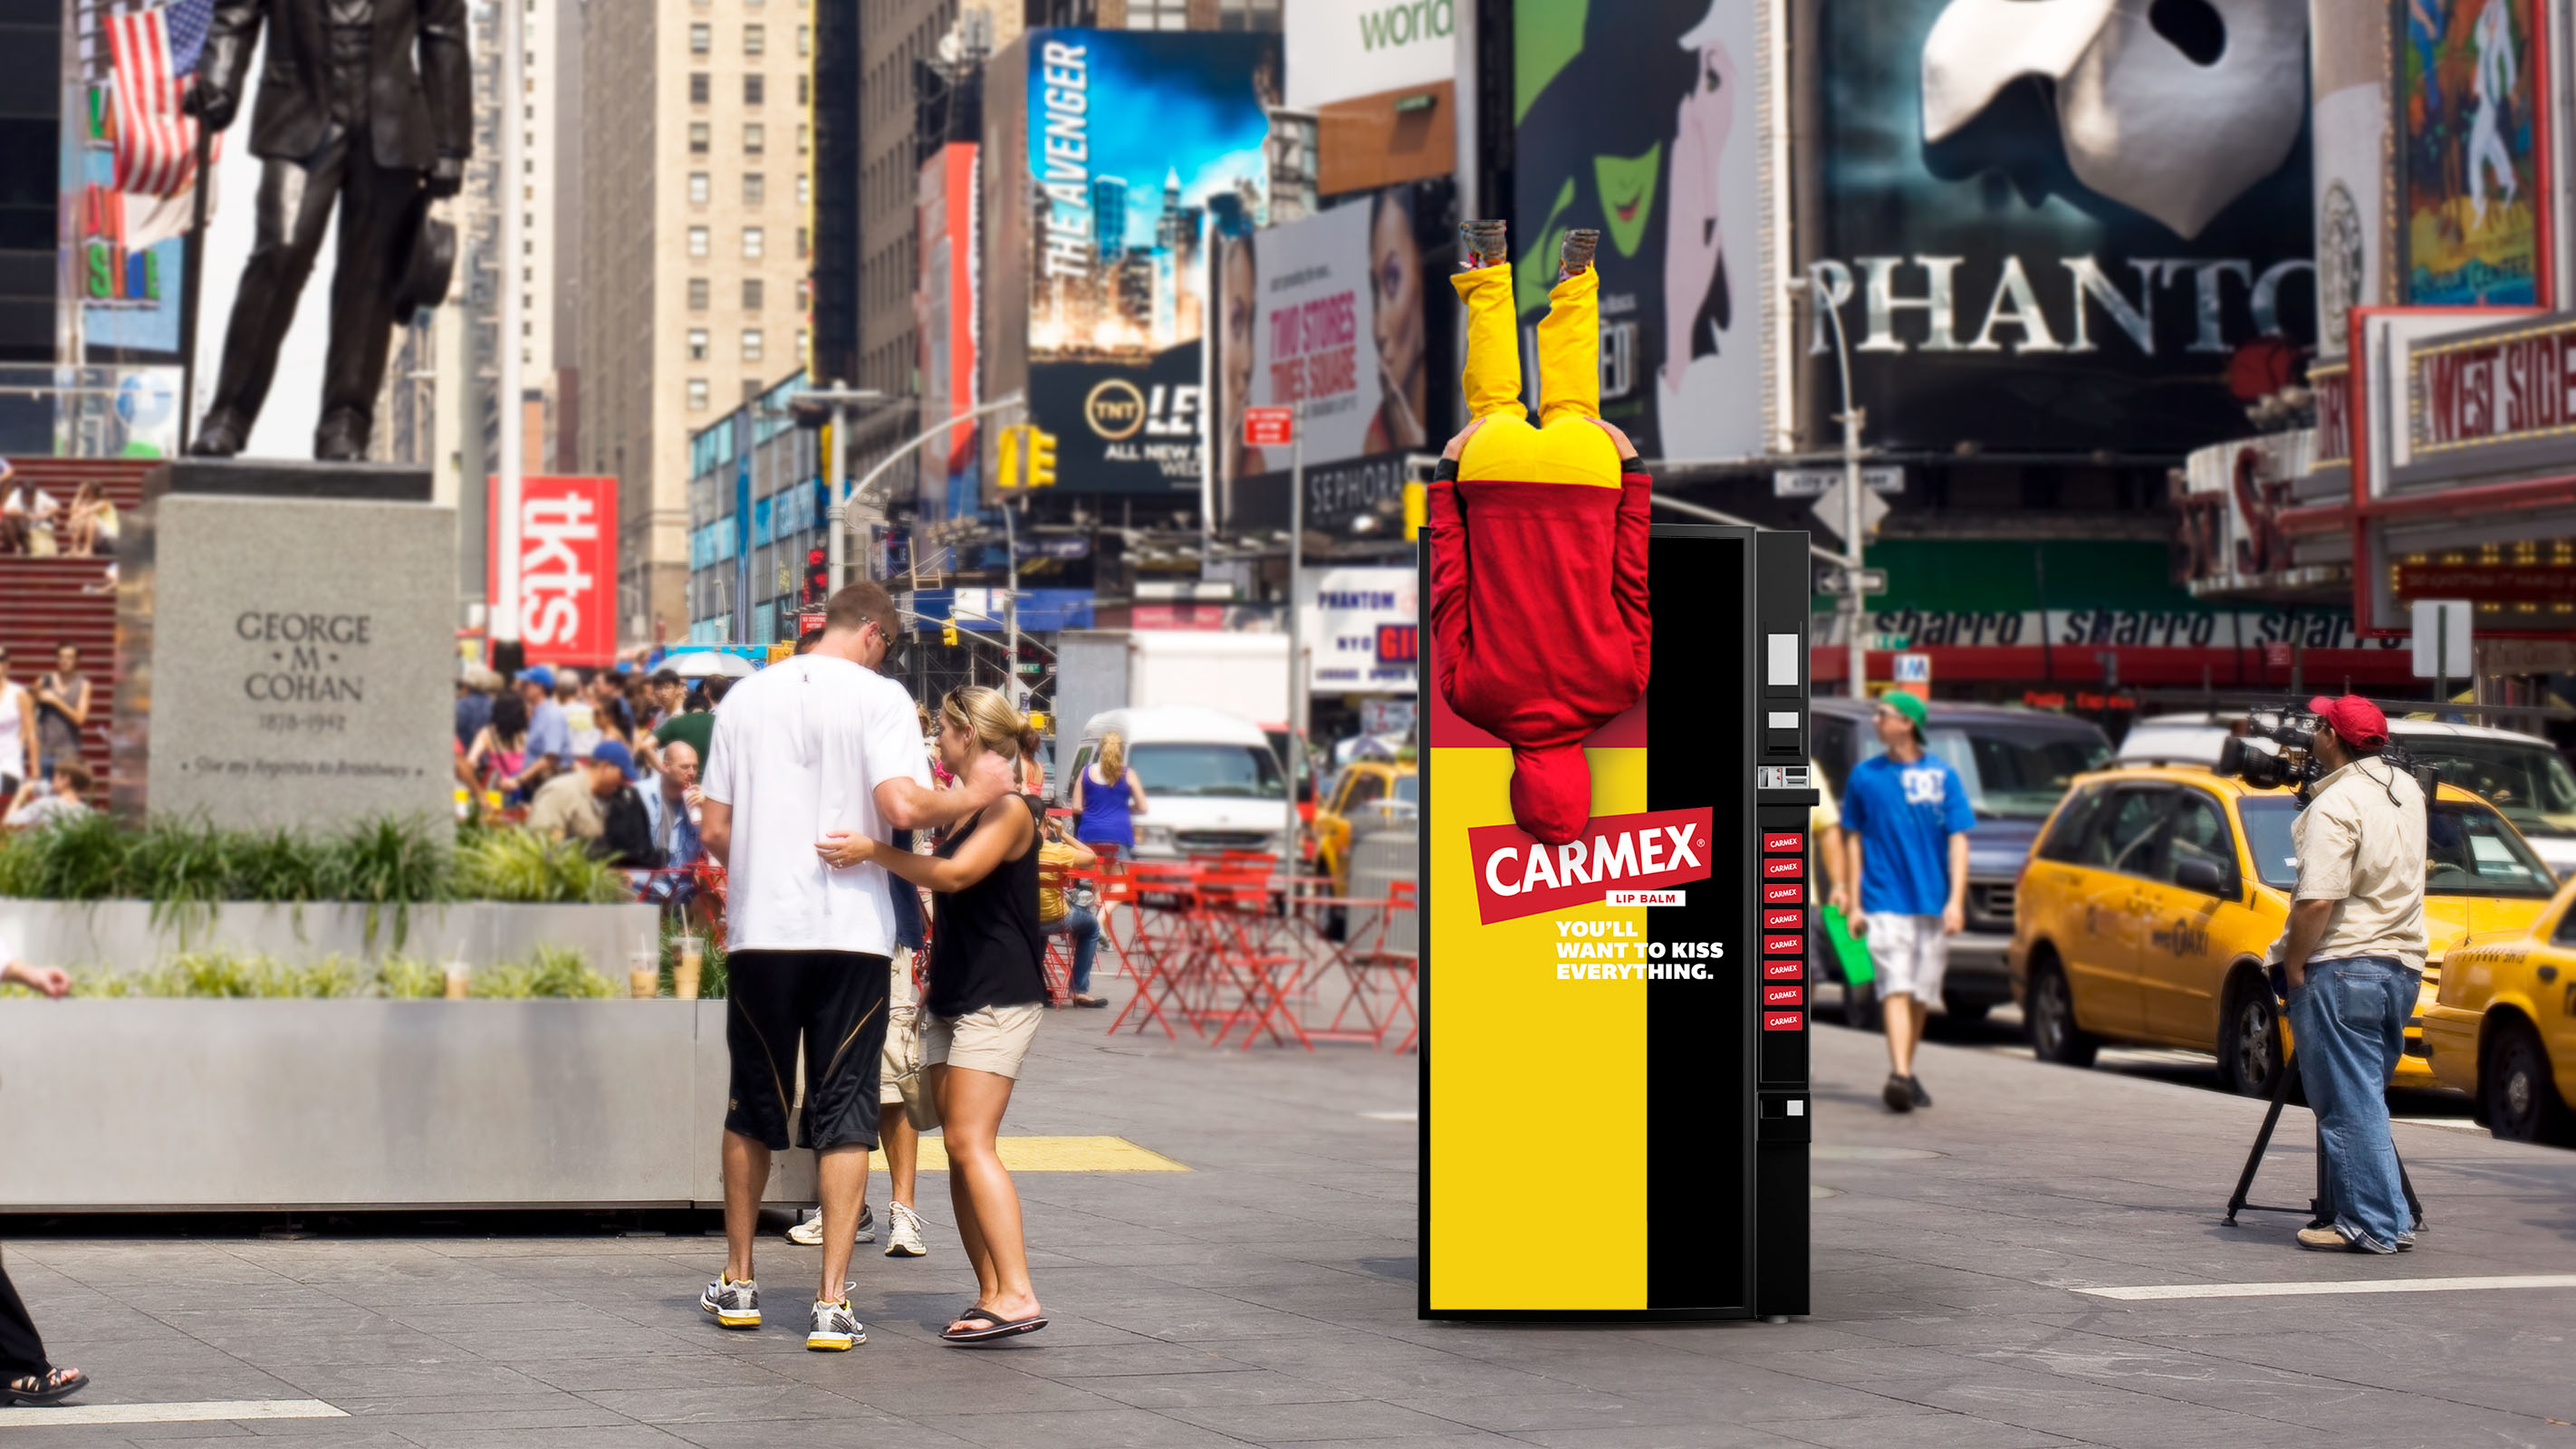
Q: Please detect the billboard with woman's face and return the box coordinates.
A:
[1216,180,1456,533]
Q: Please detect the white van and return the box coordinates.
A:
[1068,705,1292,860]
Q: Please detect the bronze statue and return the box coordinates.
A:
[184,0,469,461]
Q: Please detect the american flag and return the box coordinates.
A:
[109,0,218,198]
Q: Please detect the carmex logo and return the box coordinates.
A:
[1762,858,1801,878]
[1764,908,1802,930]
[1762,959,1802,980]
[1762,831,1802,854]
[1763,935,1802,955]
[1762,1011,1802,1032]
[1763,882,1801,904]
[1763,984,1803,1008]
[1084,379,1147,440]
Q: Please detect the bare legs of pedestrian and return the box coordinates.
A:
[1882,993,1926,1078]
[878,1105,918,1214]
[931,1063,1040,1331]
[723,1132,869,1304]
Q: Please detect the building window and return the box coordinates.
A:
[745,122,764,154]
[744,73,764,105]
[796,226,808,259]
[796,122,808,157]
[743,172,764,206]
[689,71,708,103]
[796,24,808,55]
[798,328,808,361]
[796,172,809,206]
[687,379,710,410]
[743,227,764,258]
[688,21,709,52]
[687,120,708,154]
[1217,0,1281,29]
[687,328,708,361]
[687,226,709,257]
[742,330,764,362]
[688,277,709,310]
[798,74,809,105]
[743,277,764,310]
[688,171,709,203]
[744,23,764,53]
[1128,0,1187,28]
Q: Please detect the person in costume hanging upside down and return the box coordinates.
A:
[1427,222,1654,847]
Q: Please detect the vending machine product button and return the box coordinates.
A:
[1762,831,1802,854]
[1762,882,1802,904]
[1761,858,1802,878]
[1763,935,1802,955]
[1762,959,1802,980]
[1763,984,1804,1008]
[1762,1011,1803,1032]
[1763,908,1802,930]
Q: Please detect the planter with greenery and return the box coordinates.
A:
[0,815,658,975]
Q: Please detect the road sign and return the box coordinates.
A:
[1863,632,1911,651]
[1773,465,1902,498]
[1816,567,1888,597]
[1810,476,1890,543]
[2410,599,2473,680]
[1893,653,1932,684]
[1245,407,1296,447]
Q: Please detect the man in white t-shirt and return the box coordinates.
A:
[694,581,1013,1352]
[0,648,34,799]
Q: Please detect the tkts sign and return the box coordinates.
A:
[486,475,619,666]
[2413,319,2576,454]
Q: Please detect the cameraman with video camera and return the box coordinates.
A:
[2272,695,2425,1255]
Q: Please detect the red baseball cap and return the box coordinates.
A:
[2308,694,2388,748]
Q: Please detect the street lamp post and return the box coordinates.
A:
[791,384,889,593]
[491,0,525,654]
[1790,275,1869,701]
[1284,400,1305,876]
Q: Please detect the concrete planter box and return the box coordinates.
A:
[0,1000,813,1212]
[0,899,662,974]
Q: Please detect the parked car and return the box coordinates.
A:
[2011,763,2556,1097]
[1811,698,2112,1021]
[2422,873,2576,1143]
[1068,706,1291,861]
[2116,712,2576,879]
[1313,757,1416,896]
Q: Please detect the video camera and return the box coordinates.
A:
[2211,704,2437,808]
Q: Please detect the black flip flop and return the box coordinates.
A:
[5,1367,87,1406]
[942,1310,1047,1344]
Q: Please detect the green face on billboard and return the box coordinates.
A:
[1593,144,1662,259]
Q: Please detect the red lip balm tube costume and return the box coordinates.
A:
[1427,240,1653,846]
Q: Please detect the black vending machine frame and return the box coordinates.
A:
[1415,523,1813,1321]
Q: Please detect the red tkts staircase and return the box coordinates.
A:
[0,458,155,801]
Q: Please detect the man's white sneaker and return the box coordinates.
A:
[785,1204,874,1247]
[806,1297,865,1351]
[698,1276,760,1329]
[884,1201,928,1258]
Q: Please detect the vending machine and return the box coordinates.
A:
[1419,525,1814,1320]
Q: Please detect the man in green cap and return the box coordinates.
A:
[1836,692,1974,1112]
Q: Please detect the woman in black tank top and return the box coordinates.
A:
[813,686,1050,1344]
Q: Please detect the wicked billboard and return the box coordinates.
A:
[987,28,1279,498]
[1790,0,2318,455]
[1511,0,1768,462]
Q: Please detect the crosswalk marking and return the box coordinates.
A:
[0,1399,345,1428]
[2076,1273,2576,1301]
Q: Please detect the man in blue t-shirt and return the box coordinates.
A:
[1837,691,1975,1113]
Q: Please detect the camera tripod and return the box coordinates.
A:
[2224,997,2423,1233]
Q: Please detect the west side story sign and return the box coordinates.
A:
[116,491,456,830]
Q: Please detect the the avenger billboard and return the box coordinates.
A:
[1791,0,2318,455]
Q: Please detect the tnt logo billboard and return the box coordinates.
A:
[487,475,619,666]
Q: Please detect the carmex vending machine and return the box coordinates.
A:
[1420,523,1814,1320]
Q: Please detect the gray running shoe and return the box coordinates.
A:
[1558,227,1600,278]
[698,1275,760,1329]
[807,1297,865,1351]
[884,1201,928,1259]
[1460,219,1507,270]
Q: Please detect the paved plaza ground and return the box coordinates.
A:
[5,1012,2576,1448]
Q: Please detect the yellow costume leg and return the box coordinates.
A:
[1451,264,1524,422]
[1535,265,1600,426]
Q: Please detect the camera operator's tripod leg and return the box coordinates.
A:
[2225,1040,2298,1226]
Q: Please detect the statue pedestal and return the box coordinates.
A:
[112,459,457,830]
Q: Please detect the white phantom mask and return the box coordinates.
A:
[1921,0,2308,238]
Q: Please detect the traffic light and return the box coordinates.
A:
[1027,428,1058,488]
[995,424,1024,490]
[942,619,960,648]
[803,546,829,604]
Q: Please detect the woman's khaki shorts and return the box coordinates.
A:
[924,1003,1043,1080]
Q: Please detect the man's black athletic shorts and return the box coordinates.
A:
[724,949,891,1152]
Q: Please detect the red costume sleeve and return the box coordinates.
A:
[1427,470,1470,707]
[1615,465,1653,695]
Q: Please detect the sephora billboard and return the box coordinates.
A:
[1792,0,2318,455]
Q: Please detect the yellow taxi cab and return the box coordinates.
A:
[1312,757,1416,896]
[2010,763,2556,1098]
[2422,875,2576,1143]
